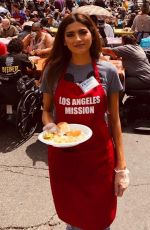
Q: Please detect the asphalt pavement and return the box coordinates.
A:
[0,122,150,230]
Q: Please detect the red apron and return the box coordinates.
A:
[48,61,117,230]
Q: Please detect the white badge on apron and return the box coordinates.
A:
[78,76,100,93]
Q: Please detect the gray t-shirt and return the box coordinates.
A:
[40,60,123,96]
[112,44,150,83]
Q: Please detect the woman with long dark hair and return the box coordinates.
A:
[40,13,129,230]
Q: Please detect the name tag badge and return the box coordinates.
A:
[79,76,99,93]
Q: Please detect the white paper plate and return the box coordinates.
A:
[38,124,93,148]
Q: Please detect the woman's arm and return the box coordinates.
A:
[42,93,54,125]
[108,92,126,170]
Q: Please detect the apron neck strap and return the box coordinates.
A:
[92,59,102,83]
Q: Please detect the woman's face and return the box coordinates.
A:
[64,21,93,56]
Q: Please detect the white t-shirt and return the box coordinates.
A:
[104,23,114,38]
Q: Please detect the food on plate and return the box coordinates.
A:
[43,122,84,143]
[66,130,81,137]
[53,134,84,143]
[57,122,71,135]
[43,132,54,140]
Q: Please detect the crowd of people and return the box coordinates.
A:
[0,1,149,45]
[0,1,149,49]
[0,0,150,92]
[0,1,150,229]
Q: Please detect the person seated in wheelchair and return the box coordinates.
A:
[102,35,150,91]
[0,38,37,105]
[0,38,36,77]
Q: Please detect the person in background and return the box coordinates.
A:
[29,12,40,23]
[131,3,150,42]
[122,0,128,12]
[66,0,75,11]
[90,15,107,46]
[11,3,27,26]
[41,16,56,36]
[110,0,114,8]
[98,19,114,38]
[0,18,19,38]
[0,38,36,76]
[10,18,22,33]
[0,41,7,56]
[53,10,61,27]
[24,8,31,21]
[0,1,10,15]
[46,13,54,27]
[115,14,125,29]
[126,12,136,28]
[18,24,32,40]
[40,17,49,32]
[54,0,65,12]
[40,13,129,230]
[0,38,37,107]
[118,4,126,22]
[23,22,54,57]
[94,0,106,8]
[26,0,36,13]
[102,35,150,91]
[62,9,71,18]
[36,0,47,18]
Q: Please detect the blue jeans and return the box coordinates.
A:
[66,225,110,230]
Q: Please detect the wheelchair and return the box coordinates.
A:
[0,71,42,138]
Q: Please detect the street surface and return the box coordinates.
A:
[0,121,150,230]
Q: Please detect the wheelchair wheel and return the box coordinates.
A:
[16,90,41,138]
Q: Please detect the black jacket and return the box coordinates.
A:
[0,52,36,76]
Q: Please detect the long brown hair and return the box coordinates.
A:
[43,13,101,86]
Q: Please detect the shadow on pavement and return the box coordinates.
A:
[122,122,150,135]
[26,140,48,166]
[0,122,30,153]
